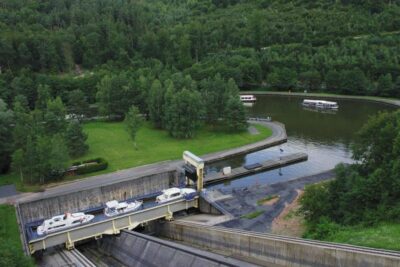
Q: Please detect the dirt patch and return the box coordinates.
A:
[271,189,305,237]
[259,196,280,206]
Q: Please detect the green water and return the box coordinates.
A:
[209,95,396,189]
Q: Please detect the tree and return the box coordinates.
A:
[48,134,69,180]
[12,99,33,150]
[35,84,51,110]
[96,73,133,117]
[325,70,341,93]
[299,70,322,91]
[124,105,143,149]
[376,74,393,97]
[147,79,165,128]
[268,68,297,90]
[67,89,90,118]
[65,121,89,157]
[393,76,400,98]
[340,68,369,95]
[0,99,14,173]
[43,97,67,135]
[11,149,25,182]
[164,89,204,138]
[199,74,226,124]
[223,96,248,132]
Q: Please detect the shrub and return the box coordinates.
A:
[72,158,108,175]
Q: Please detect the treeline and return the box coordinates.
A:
[0,0,399,73]
[189,36,400,96]
[300,111,400,239]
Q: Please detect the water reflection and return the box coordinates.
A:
[208,95,395,190]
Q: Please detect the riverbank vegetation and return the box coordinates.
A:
[300,110,400,250]
[0,205,35,266]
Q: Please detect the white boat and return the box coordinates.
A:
[104,200,143,217]
[156,187,196,204]
[302,99,338,109]
[240,95,257,102]
[37,212,94,235]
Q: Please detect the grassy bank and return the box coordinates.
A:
[323,223,400,251]
[0,205,35,266]
[0,122,272,191]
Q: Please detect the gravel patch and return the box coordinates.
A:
[211,170,335,232]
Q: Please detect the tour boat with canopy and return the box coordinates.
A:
[302,99,339,109]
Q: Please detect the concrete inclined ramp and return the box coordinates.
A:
[96,230,259,267]
[157,221,400,267]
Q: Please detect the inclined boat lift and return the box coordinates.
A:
[27,151,205,255]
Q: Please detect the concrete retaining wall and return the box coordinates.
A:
[198,197,223,215]
[157,221,400,267]
[97,230,258,267]
[19,170,178,223]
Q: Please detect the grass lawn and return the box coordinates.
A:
[0,204,35,265]
[0,205,22,249]
[325,223,400,251]
[0,122,272,191]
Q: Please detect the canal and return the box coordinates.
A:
[208,94,397,190]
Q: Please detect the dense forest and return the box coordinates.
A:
[0,0,400,181]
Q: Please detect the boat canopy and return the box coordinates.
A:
[303,99,338,105]
[106,200,119,208]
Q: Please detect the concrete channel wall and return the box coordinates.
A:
[97,230,259,267]
[157,221,400,267]
[19,170,178,223]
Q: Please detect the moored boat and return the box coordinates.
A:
[37,212,94,235]
[104,200,143,217]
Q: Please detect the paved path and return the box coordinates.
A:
[0,185,18,198]
[9,121,286,204]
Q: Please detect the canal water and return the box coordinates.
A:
[207,95,396,190]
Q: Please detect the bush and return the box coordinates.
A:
[303,217,340,240]
[72,158,108,175]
